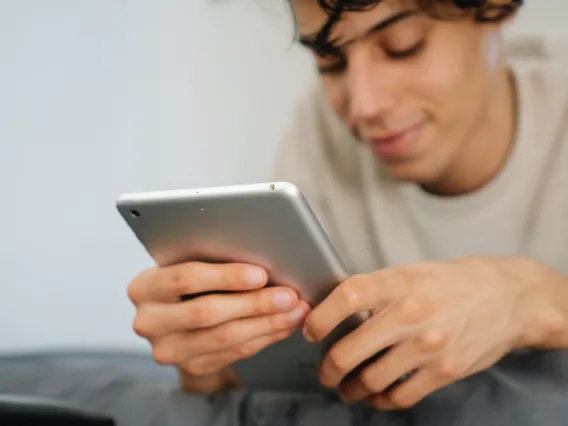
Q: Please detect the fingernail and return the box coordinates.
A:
[288,306,307,324]
[302,326,315,343]
[273,291,294,311]
[244,268,265,287]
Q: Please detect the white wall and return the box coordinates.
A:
[512,1,568,33]
[0,0,566,353]
[0,0,315,353]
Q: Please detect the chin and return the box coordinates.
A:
[380,157,441,185]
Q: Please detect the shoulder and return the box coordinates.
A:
[507,31,568,104]
[506,30,568,65]
[507,31,568,141]
[272,82,361,186]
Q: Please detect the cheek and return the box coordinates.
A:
[321,78,348,120]
[410,40,488,120]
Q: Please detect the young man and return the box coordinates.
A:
[4,0,568,425]
[124,0,568,422]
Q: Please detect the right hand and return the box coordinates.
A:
[127,261,310,393]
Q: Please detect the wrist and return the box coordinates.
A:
[514,259,568,350]
[178,368,240,395]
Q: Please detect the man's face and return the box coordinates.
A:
[291,0,506,185]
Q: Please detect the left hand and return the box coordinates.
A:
[303,257,565,410]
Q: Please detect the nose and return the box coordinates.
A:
[345,49,397,127]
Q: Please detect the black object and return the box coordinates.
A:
[0,395,115,426]
[454,0,485,8]
[453,0,523,8]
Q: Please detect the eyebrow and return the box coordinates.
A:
[298,9,417,53]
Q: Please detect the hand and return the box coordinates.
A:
[128,261,310,394]
[303,257,564,410]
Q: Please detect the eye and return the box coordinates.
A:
[318,61,346,75]
[385,39,426,60]
[317,56,347,75]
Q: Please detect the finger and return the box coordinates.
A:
[317,316,401,389]
[181,301,311,357]
[303,272,398,344]
[181,328,296,376]
[318,299,437,388]
[367,365,456,411]
[128,262,268,304]
[339,335,441,402]
[150,302,311,365]
[134,286,301,337]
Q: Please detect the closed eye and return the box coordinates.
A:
[385,40,425,59]
[318,40,424,74]
[318,56,347,75]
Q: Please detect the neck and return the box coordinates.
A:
[423,65,518,197]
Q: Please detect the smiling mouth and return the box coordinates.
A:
[367,122,425,160]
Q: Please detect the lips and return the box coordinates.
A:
[367,122,424,160]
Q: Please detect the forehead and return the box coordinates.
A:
[291,0,418,41]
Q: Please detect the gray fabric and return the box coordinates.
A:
[1,349,568,426]
[0,350,237,426]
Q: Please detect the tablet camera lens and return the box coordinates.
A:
[130,210,141,218]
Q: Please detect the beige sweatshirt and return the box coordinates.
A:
[272,32,568,277]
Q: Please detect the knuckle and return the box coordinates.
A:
[389,390,418,409]
[255,291,275,315]
[213,325,236,348]
[172,265,194,296]
[436,357,465,380]
[127,271,150,303]
[126,280,141,304]
[339,275,366,310]
[189,301,219,328]
[152,343,176,366]
[326,346,351,377]
[399,296,429,323]
[534,306,566,336]
[132,313,153,338]
[359,370,379,394]
[417,328,447,351]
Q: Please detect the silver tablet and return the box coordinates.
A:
[116,181,367,393]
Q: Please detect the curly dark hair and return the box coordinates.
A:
[310,0,524,22]
[292,0,523,58]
